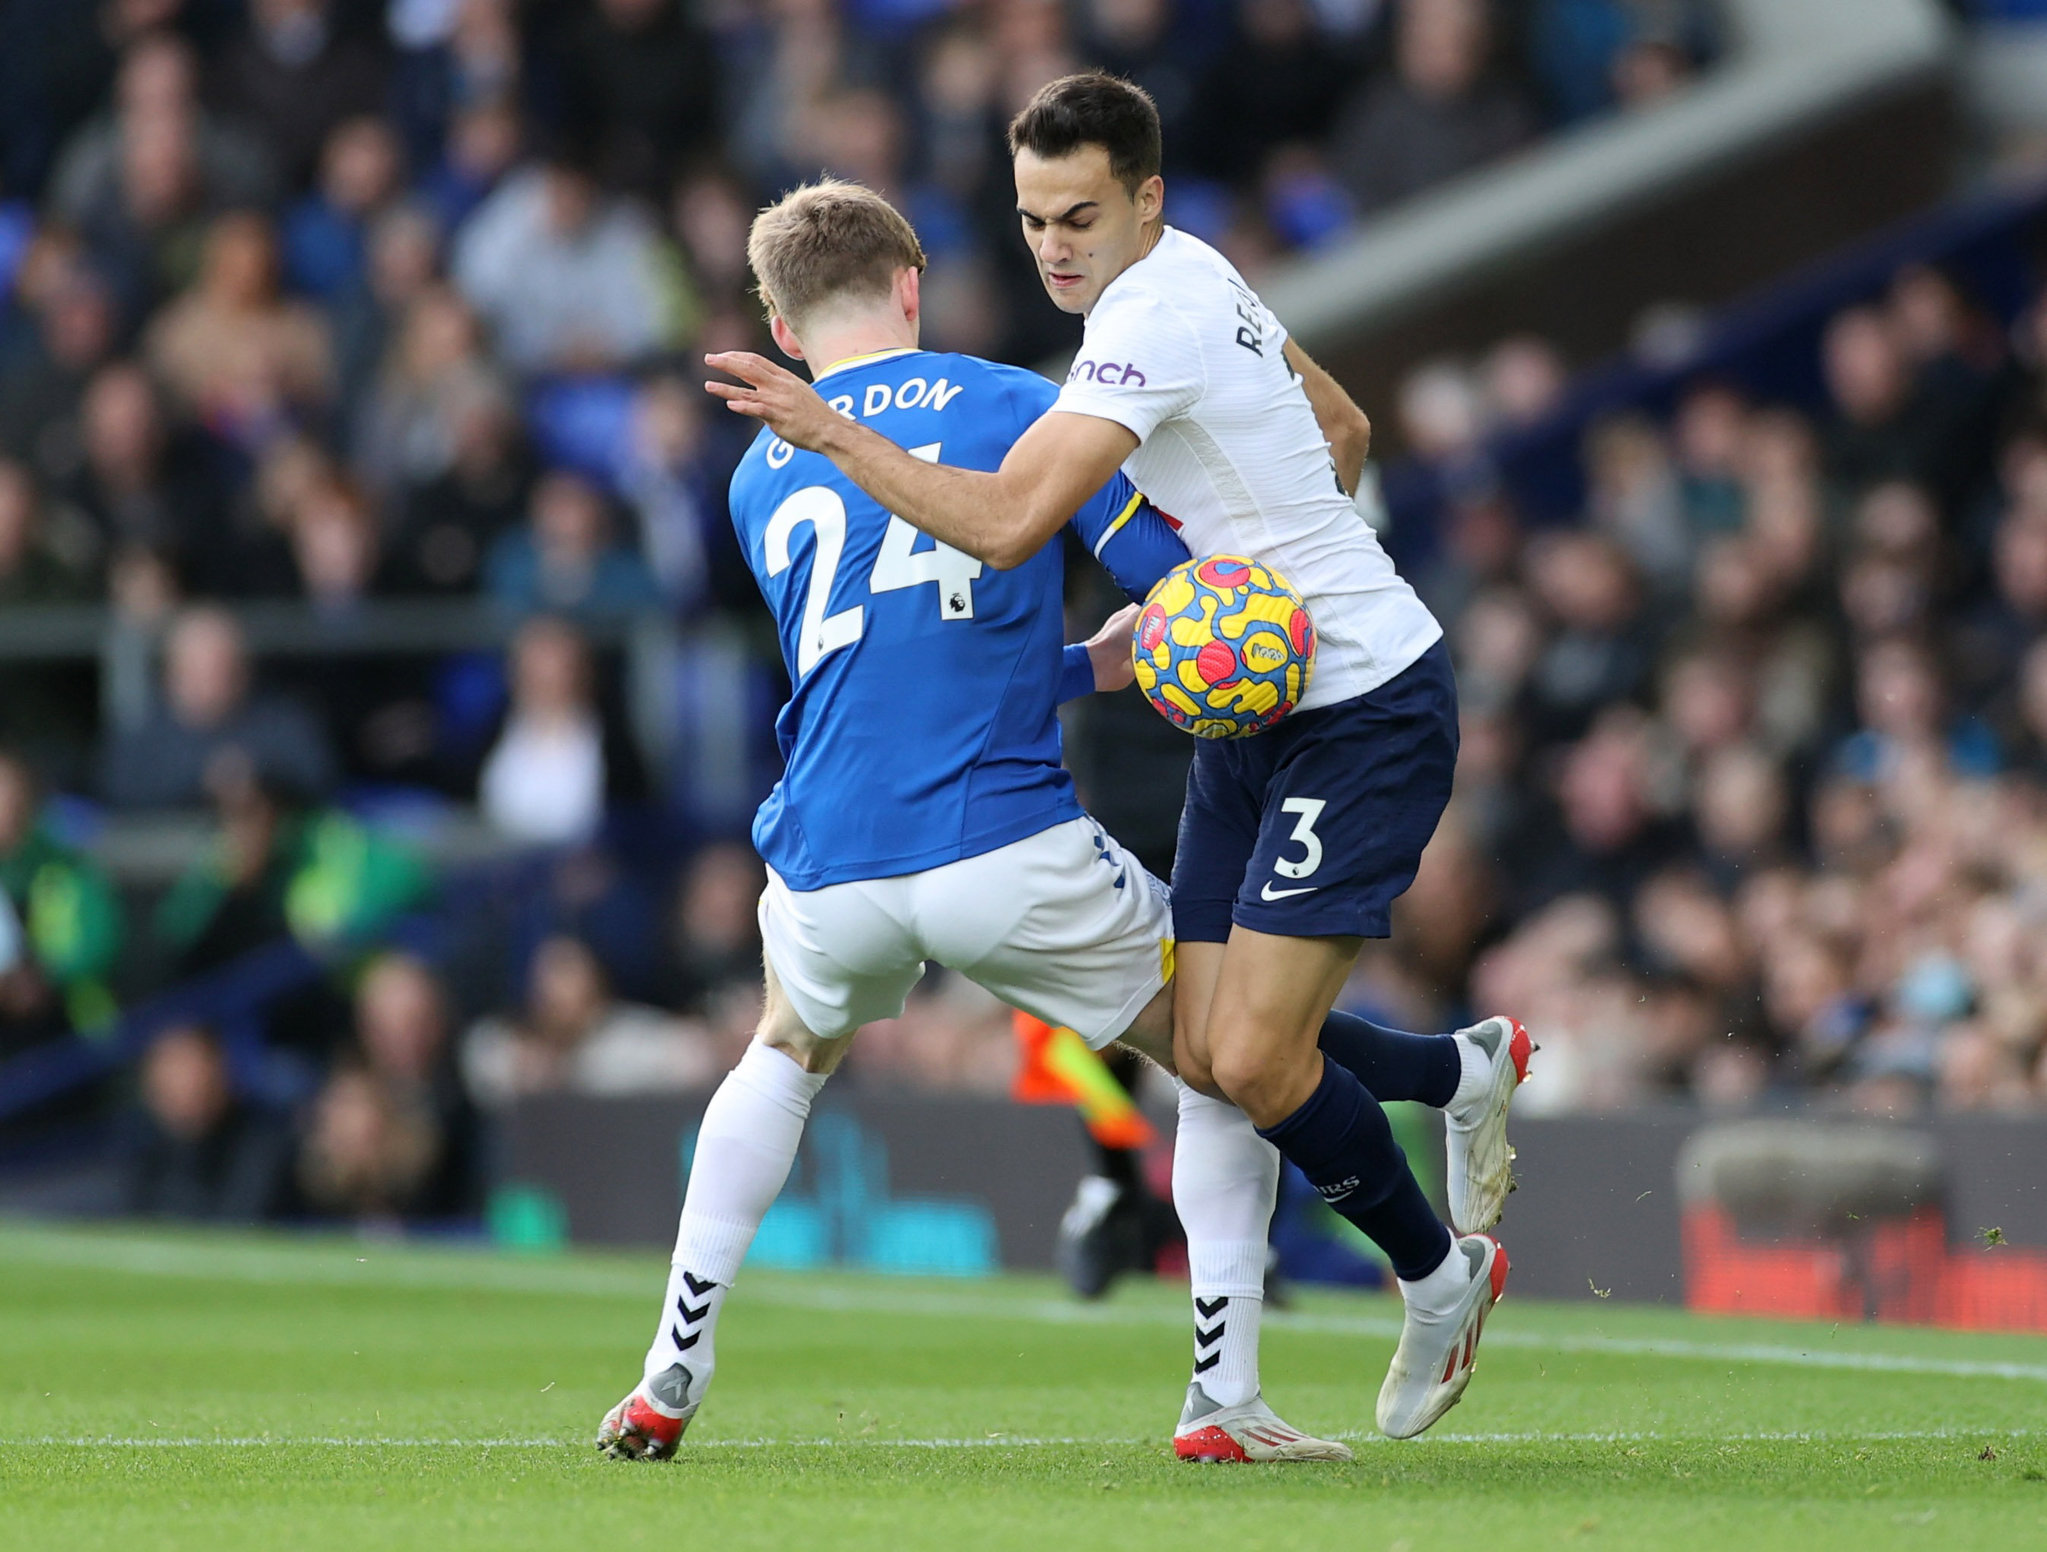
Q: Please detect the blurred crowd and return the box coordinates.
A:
[1341,259,2047,1120]
[0,0,1722,1225]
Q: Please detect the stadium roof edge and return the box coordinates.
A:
[1261,0,1956,352]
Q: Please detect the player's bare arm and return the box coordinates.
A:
[705,348,1137,569]
[1283,338,1370,497]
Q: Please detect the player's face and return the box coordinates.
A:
[1014,147,1159,315]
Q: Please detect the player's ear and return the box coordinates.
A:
[1136,174,1164,226]
[768,313,806,362]
[898,266,922,333]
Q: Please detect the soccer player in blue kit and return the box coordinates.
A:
[599,179,1350,1462]
[705,76,1533,1446]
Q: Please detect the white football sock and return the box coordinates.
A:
[1172,1081,1279,1408]
[643,1042,828,1397]
[1446,1031,1494,1118]
[1397,1235,1468,1314]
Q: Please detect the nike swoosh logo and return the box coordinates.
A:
[1261,882,1319,901]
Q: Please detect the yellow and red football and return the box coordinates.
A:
[1130,555,1315,738]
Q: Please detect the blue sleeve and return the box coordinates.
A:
[1058,644,1096,703]
[1067,473,1191,602]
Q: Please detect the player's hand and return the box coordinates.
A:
[1086,603,1141,694]
[704,352,847,452]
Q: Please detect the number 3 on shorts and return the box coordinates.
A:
[1274,797,1326,880]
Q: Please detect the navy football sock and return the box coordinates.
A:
[1257,1057,1453,1282]
[1317,1010,1461,1108]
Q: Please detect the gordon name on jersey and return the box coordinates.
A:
[1051,226,1441,710]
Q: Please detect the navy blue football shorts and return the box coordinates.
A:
[1171,637,1458,943]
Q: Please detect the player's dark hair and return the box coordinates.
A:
[1007,73,1162,194]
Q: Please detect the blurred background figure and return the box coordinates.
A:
[461,933,716,1107]
[121,1023,290,1222]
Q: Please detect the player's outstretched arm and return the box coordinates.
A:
[706,350,1137,569]
[1283,338,1371,498]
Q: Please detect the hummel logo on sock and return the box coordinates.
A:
[1193,1296,1227,1375]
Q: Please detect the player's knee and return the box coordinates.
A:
[759,1028,848,1075]
[1207,1035,1316,1127]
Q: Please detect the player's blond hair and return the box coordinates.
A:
[746,179,927,330]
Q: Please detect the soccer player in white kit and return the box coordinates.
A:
[707,75,1530,1444]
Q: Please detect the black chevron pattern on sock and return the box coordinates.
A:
[681,1271,718,1298]
[1194,1296,1228,1319]
[669,1325,700,1352]
[1193,1352,1220,1374]
[1195,1323,1226,1349]
[676,1295,711,1324]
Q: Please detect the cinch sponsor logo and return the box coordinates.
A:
[1068,359,1147,387]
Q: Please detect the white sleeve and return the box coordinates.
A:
[1050,287,1205,444]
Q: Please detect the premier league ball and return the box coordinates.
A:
[1131,555,1316,738]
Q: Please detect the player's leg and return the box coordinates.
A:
[1186,642,1517,1437]
[941,819,1346,1462]
[600,874,922,1460]
[1182,887,1523,1227]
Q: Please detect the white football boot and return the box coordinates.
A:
[596,1361,701,1461]
[1444,1017,1533,1235]
[1376,1233,1509,1440]
[1173,1384,1354,1463]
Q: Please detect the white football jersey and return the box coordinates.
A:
[1052,226,1441,710]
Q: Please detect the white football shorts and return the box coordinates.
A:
[759,815,1174,1049]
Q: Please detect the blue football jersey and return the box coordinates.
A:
[730,348,1190,890]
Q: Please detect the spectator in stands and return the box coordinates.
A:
[351,283,494,497]
[389,0,522,173]
[48,32,275,285]
[0,750,124,1049]
[146,210,332,452]
[1186,0,1359,187]
[100,606,338,808]
[1522,530,1655,745]
[122,1024,290,1222]
[461,933,716,1107]
[616,373,720,606]
[0,460,91,604]
[282,114,405,300]
[0,246,119,480]
[477,615,639,847]
[1820,306,1937,500]
[348,951,480,1215]
[64,361,224,591]
[152,762,429,988]
[1330,0,1536,216]
[211,0,389,193]
[559,0,720,198]
[484,469,662,619]
[295,1063,446,1221]
[385,373,530,595]
[330,202,443,451]
[661,841,765,1022]
[451,146,683,377]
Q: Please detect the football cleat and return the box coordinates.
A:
[596,1362,700,1461]
[1444,1017,1533,1235]
[1056,1174,1146,1300]
[1377,1234,1509,1441]
[1173,1383,1354,1463]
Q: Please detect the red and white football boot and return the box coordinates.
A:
[1173,1385,1353,1463]
[1445,1017,1534,1235]
[596,1362,699,1461]
[1376,1233,1509,1440]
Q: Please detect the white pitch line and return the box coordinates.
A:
[9,1228,2047,1384]
[8,1428,2035,1451]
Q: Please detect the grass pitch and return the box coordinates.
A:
[2,1222,2044,1551]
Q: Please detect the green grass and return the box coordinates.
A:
[2,1222,2045,1550]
